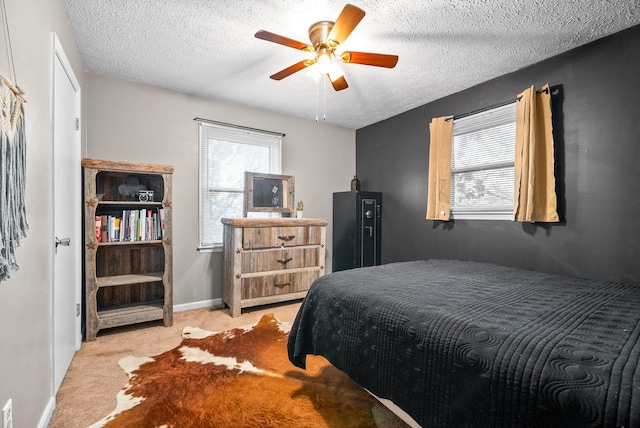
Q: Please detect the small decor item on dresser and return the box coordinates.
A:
[350,175,361,191]
[296,201,304,218]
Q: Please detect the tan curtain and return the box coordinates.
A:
[426,116,453,220]
[514,84,559,222]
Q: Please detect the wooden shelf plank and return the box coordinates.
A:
[97,301,164,329]
[97,240,163,247]
[97,201,164,206]
[96,272,164,287]
[82,158,174,174]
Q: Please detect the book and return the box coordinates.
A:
[115,218,121,242]
[128,210,136,242]
[95,216,102,242]
[159,208,165,238]
[154,209,161,239]
[100,215,108,243]
[107,216,113,242]
[107,216,118,242]
[148,209,153,240]
[120,210,129,242]
[139,208,145,240]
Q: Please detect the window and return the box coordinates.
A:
[198,122,282,249]
[450,102,516,220]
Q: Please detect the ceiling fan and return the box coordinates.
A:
[255,3,398,91]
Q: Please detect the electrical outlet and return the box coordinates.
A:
[2,399,12,428]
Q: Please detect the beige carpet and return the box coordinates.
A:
[49,302,303,427]
[50,302,418,427]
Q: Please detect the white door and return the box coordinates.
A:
[53,34,82,393]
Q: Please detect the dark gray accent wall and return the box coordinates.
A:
[355,25,640,285]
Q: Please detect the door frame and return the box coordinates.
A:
[51,32,82,395]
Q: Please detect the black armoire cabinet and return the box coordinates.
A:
[332,191,381,272]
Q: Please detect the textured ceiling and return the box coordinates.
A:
[62,0,640,129]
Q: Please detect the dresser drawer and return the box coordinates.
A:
[243,226,323,249]
[241,270,319,299]
[241,247,321,273]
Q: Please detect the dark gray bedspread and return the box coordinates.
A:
[287,259,640,427]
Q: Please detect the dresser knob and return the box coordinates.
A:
[277,257,292,264]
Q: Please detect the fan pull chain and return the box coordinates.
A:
[315,78,319,122]
[314,77,330,122]
[322,77,327,121]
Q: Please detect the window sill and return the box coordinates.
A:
[450,209,514,221]
[198,245,223,253]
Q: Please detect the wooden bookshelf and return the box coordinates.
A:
[82,158,173,341]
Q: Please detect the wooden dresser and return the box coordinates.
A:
[221,218,328,317]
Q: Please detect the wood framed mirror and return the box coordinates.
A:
[243,172,295,217]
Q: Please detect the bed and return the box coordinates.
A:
[287,259,640,427]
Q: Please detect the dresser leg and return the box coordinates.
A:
[230,304,241,318]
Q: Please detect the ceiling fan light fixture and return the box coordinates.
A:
[315,49,332,74]
[306,66,321,82]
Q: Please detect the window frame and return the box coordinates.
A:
[198,122,282,250]
[449,102,516,221]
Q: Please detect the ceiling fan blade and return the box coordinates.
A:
[330,75,349,91]
[340,51,399,68]
[255,30,312,51]
[328,4,365,45]
[270,61,310,80]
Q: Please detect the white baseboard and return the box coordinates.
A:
[38,395,56,428]
[173,298,223,313]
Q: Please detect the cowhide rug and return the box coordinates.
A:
[89,313,409,428]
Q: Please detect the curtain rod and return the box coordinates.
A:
[193,117,285,137]
[446,87,550,122]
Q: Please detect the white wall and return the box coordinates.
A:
[0,1,353,423]
[85,74,355,307]
[0,0,85,426]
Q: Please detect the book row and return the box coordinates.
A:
[95,208,165,243]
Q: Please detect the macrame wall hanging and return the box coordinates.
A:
[1,0,28,281]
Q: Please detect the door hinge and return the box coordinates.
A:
[75,117,80,131]
[76,303,81,317]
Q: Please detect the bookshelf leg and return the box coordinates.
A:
[86,326,97,342]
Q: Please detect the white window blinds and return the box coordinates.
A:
[450,102,516,220]
[198,122,282,248]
